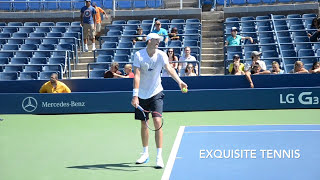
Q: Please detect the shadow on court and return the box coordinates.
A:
[66,162,152,171]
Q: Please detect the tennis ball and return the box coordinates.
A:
[182,88,188,93]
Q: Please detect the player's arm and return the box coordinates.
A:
[245,71,254,88]
[164,63,188,93]
[131,66,140,108]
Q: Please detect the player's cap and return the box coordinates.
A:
[251,51,262,57]
[233,54,240,59]
[231,27,238,31]
[146,33,161,41]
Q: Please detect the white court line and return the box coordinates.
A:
[184,130,320,134]
[161,126,185,180]
[186,124,320,127]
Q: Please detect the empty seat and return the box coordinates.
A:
[39,71,58,80]
[292,31,308,37]
[135,41,147,48]
[116,49,131,56]
[183,40,198,47]
[244,45,259,52]
[25,39,42,45]
[290,25,305,30]
[25,65,43,72]
[168,40,182,47]
[112,20,126,25]
[33,51,51,58]
[56,22,70,26]
[261,45,277,51]
[30,57,47,64]
[171,19,185,23]
[257,21,271,27]
[29,32,46,37]
[96,55,113,63]
[282,50,297,57]
[42,38,59,45]
[35,27,51,33]
[39,44,55,50]
[123,30,137,35]
[101,36,119,43]
[107,31,122,36]
[4,65,23,72]
[16,51,33,58]
[275,25,288,31]
[24,22,39,26]
[259,32,274,39]
[20,72,38,80]
[49,57,65,65]
[225,17,240,22]
[97,50,115,56]
[302,14,317,18]
[12,32,28,38]
[280,44,295,50]
[43,65,62,73]
[114,55,130,62]
[273,20,287,26]
[3,27,18,33]
[40,22,55,26]
[90,63,110,70]
[256,16,270,20]
[0,33,11,38]
[10,57,29,64]
[273,15,286,19]
[47,32,63,37]
[118,42,133,48]
[260,38,275,44]
[262,50,278,58]
[0,57,9,64]
[89,70,106,78]
[102,42,117,49]
[18,27,34,33]
[296,44,312,51]
[0,72,18,80]
[2,44,19,50]
[124,25,139,31]
[127,20,141,24]
[294,36,309,42]
[287,14,301,19]
[51,27,67,33]
[0,52,14,58]
[226,46,242,53]
[242,27,256,32]
[8,22,23,26]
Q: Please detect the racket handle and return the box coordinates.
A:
[137,105,144,112]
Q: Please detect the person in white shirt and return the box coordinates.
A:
[178,47,198,76]
[131,33,188,169]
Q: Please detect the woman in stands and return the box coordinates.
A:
[184,63,197,76]
[309,62,320,73]
[270,61,284,74]
[228,54,245,73]
[167,48,178,71]
[230,62,245,75]
[308,18,320,42]
[290,61,309,74]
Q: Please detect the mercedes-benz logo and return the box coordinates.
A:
[22,97,38,113]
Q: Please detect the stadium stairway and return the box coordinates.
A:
[201,11,224,75]
[165,0,199,8]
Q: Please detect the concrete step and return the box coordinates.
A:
[202,42,224,48]
[202,47,224,54]
[202,31,224,37]
[202,11,224,20]
[71,70,88,77]
[79,51,95,58]
[202,37,224,43]
[200,67,225,75]
[201,54,224,60]
[201,20,224,25]
[202,24,223,31]
[165,2,198,8]
[72,63,88,70]
[78,57,95,64]
[201,59,224,67]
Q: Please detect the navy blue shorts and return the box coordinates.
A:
[134,91,164,121]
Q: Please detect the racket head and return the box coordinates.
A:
[137,105,163,131]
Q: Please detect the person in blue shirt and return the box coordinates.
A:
[80,0,96,52]
[225,27,253,46]
[152,21,168,43]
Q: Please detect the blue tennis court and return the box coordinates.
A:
[162,125,320,180]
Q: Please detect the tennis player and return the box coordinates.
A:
[131,33,188,168]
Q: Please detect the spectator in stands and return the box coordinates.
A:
[104,62,122,78]
[245,51,267,71]
[152,21,168,43]
[39,73,71,93]
[80,0,97,52]
[168,27,180,41]
[228,54,244,73]
[225,27,253,46]
[113,64,135,78]
[245,63,271,88]
[309,62,320,73]
[308,18,320,42]
[178,47,198,76]
[290,61,309,74]
[270,61,284,74]
[230,62,245,75]
[133,27,146,45]
[92,2,108,41]
[167,48,178,71]
[184,63,197,76]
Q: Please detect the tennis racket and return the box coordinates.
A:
[137,105,163,131]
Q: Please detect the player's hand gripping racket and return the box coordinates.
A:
[137,105,163,131]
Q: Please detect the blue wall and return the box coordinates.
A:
[1,74,320,93]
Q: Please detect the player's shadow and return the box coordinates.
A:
[66,162,151,171]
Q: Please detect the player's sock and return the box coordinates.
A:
[157,148,162,158]
[143,146,149,155]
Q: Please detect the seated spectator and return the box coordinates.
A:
[39,73,71,93]
[308,18,320,42]
[245,51,267,71]
[245,63,271,88]
[290,61,309,74]
[225,27,253,46]
[113,64,134,78]
[168,27,180,41]
[152,21,168,43]
[309,62,320,73]
[167,48,178,71]
[230,62,245,75]
[270,61,284,74]
[184,63,197,76]
[228,54,245,73]
[133,27,146,45]
[178,46,198,76]
[104,62,122,78]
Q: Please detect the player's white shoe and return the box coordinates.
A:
[136,153,149,164]
[91,46,96,51]
[84,46,89,52]
[155,156,164,169]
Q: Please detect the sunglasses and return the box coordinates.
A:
[156,24,161,25]
[187,67,193,69]
[168,51,173,52]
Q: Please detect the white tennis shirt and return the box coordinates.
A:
[133,48,169,99]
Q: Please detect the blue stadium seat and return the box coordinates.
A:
[74,1,85,10]
[124,25,139,31]
[107,31,122,36]
[8,22,23,26]
[296,43,312,51]
[30,57,47,64]
[89,70,106,78]
[127,20,141,24]
[56,44,73,57]
[47,32,63,37]
[247,0,261,4]
[259,32,273,39]
[281,50,297,57]
[116,49,131,56]
[4,65,23,72]
[290,25,305,30]
[260,38,274,44]
[313,43,320,51]
[49,57,65,66]
[114,55,130,62]
[0,33,11,38]
[273,20,287,26]
[287,14,301,19]
[8,39,24,45]
[43,65,62,74]
[183,40,198,47]
[29,0,42,10]
[3,27,18,33]
[231,0,246,5]
[105,25,123,32]
[171,19,185,23]
[226,46,242,53]
[35,27,51,33]
[0,72,18,80]
[288,19,303,26]
[294,36,309,42]
[135,41,147,48]
[183,35,199,41]
[12,32,28,38]
[51,27,67,33]
[16,51,33,58]
[258,26,272,32]
[10,57,29,64]
[25,65,43,72]
[97,50,115,56]
[29,32,46,37]
[185,29,199,34]
[42,39,59,45]
[39,44,55,50]
[227,52,243,60]
[168,40,182,47]
[147,0,162,8]
[13,0,28,11]
[0,52,14,58]
[261,45,277,51]
[33,51,51,58]
[225,17,239,22]
[18,27,34,33]
[2,44,19,50]
[56,22,70,26]
[256,21,271,27]
[118,42,133,48]
[112,20,126,25]
[39,71,58,80]
[244,45,259,52]
[96,55,112,63]
[280,44,295,50]
[20,72,38,80]
[142,20,153,24]
[185,24,201,30]
[241,17,255,21]
[120,37,134,42]
[24,22,39,26]
[90,63,110,70]
[0,0,12,11]
[0,58,9,65]
[123,30,137,35]
[277,32,290,37]
[0,39,6,46]
[59,0,72,10]
[302,14,317,18]
[141,24,152,31]
[256,16,269,20]
[25,39,42,45]
[262,50,278,58]
[292,31,308,37]
[71,22,81,26]
[298,49,317,64]
[273,15,286,19]
[44,0,59,10]
[102,42,117,49]
[275,25,289,31]
[118,1,132,9]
